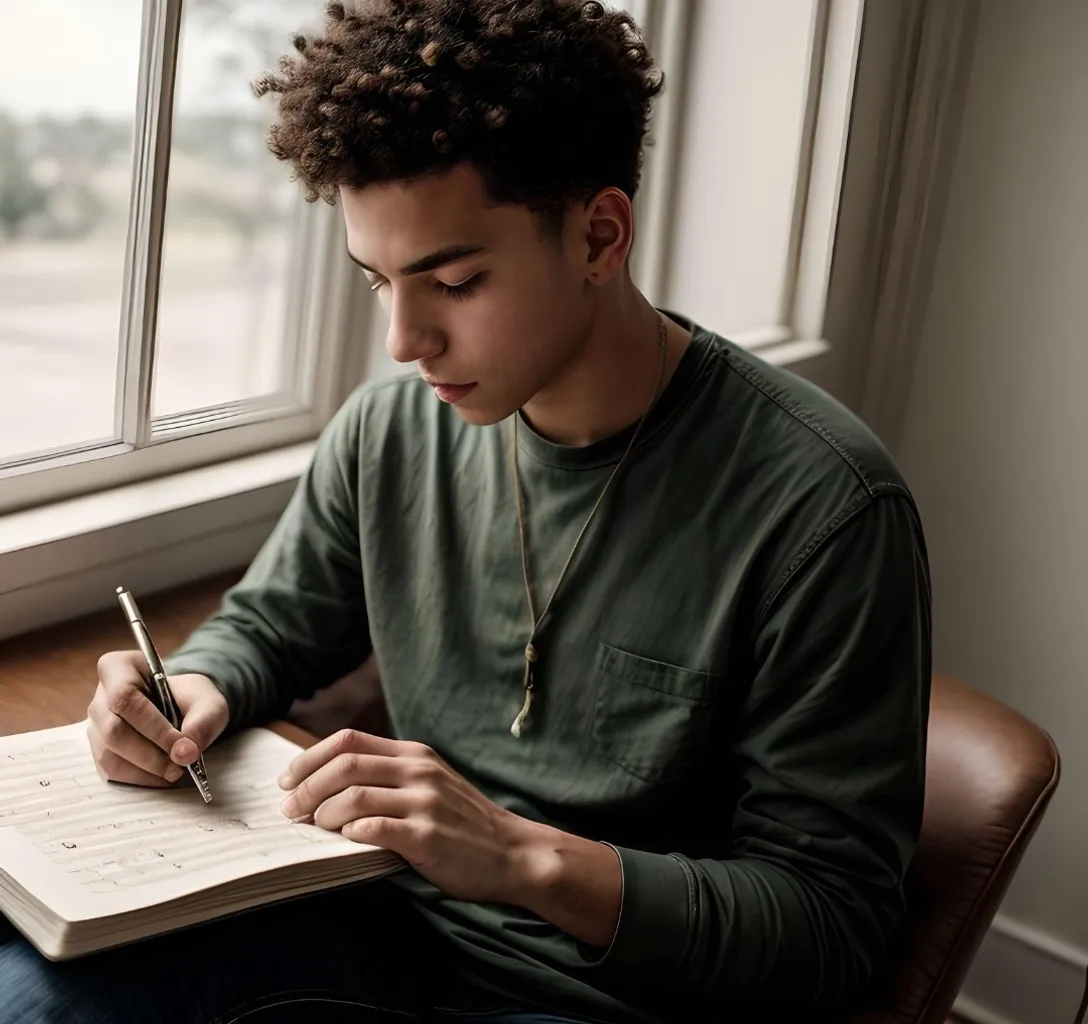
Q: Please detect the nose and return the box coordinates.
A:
[385,291,445,365]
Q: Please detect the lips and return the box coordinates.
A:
[430,382,477,404]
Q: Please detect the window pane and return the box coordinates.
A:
[152,0,322,420]
[664,0,816,336]
[0,0,141,464]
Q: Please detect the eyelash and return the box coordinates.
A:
[438,275,481,301]
[367,273,482,301]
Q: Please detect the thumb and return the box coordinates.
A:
[170,684,228,765]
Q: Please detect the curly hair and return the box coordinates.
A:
[253,0,664,228]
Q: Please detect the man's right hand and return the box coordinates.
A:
[87,651,230,787]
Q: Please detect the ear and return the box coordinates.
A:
[579,187,634,286]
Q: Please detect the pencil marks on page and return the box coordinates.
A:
[0,731,349,895]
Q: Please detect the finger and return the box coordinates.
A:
[309,785,410,831]
[341,815,414,852]
[278,728,414,790]
[281,752,405,820]
[88,691,181,781]
[97,653,184,756]
[88,727,176,788]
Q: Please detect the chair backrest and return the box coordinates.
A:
[848,674,1061,1024]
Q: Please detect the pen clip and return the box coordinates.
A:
[116,589,178,722]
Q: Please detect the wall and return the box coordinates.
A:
[894,0,1088,1021]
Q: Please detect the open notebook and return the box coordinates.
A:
[0,721,403,960]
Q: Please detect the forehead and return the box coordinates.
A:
[340,164,526,266]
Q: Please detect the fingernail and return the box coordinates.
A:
[279,796,298,819]
[165,765,184,783]
[172,739,198,765]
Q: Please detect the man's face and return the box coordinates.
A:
[340,164,592,426]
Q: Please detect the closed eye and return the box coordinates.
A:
[437,273,483,301]
[361,270,483,299]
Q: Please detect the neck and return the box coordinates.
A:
[520,284,691,447]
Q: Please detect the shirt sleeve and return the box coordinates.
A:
[163,394,372,732]
[589,492,931,1010]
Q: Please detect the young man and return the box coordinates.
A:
[0,1,931,1022]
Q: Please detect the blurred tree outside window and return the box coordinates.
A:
[0,0,326,467]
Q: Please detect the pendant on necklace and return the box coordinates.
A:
[511,642,537,738]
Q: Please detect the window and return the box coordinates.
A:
[0,0,369,515]
[0,0,877,641]
[0,0,863,514]
[629,0,864,369]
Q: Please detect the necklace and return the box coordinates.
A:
[508,313,670,737]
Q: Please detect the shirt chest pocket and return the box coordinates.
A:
[590,643,719,786]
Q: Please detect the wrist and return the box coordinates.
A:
[498,812,564,907]
[496,812,623,949]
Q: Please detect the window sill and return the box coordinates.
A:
[0,443,314,642]
[0,338,830,642]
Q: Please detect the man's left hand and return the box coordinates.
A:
[277,728,537,904]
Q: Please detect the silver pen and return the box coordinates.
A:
[115,586,213,803]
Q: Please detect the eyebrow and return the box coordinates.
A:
[345,244,487,277]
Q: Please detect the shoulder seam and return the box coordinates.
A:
[721,345,910,500]
[754,492,912,632]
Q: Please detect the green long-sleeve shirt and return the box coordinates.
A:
[165,314,931,1023]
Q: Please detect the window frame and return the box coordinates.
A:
[631,0,866,378]
[0,0,373,517]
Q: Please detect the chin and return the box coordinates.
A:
[451,403,511,427]
[444,388,520,427]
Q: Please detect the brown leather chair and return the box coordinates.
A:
[848,674,1061,1024]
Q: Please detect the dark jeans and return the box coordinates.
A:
[0,882,589,1024]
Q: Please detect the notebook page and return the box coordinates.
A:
[0,722,396,922]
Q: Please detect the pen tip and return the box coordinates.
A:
[115,586,124,594]
[187,763,213,804]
